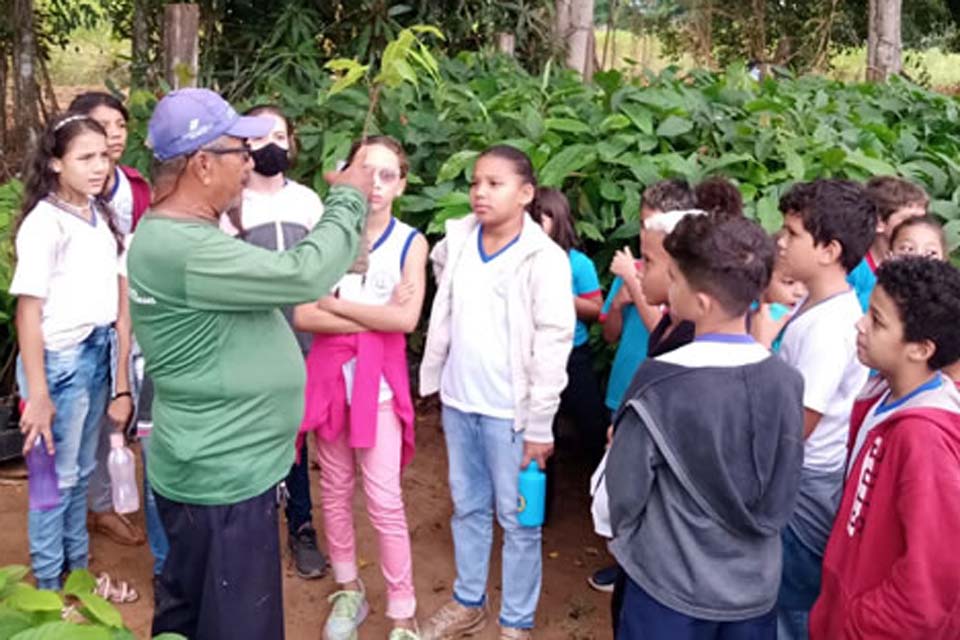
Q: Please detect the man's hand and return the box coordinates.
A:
[324,145,375,199]
[610,247,638,281]
[522,441,554,470]
[108,396,134,432]
[21,396,55,456]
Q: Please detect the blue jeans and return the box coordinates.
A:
[777,526,823,640]
[18,326,112,589]
[442,405,542,629]
[141,433,169,576]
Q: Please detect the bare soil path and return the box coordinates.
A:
[0,409,613,639]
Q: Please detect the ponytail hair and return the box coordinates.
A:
[18,113,124,255]
[531,187,579,251]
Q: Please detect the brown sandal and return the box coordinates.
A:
[94,572,139,604]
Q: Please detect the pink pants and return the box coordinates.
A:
[317,401,416,619]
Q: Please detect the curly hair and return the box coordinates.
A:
[778,179,877,273]
[875,257,960,370]
[664,214,775,316]
[642,178,696,213]
[695,177,743,221]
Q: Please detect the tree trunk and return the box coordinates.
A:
[131,0,151,88]
[867,0,902,81]
[12,0,39,155]
[496,32,516,57]
[564,0,596,81]
[0,45,8,159]
[164,3,200,89]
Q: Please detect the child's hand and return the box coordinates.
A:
[522,441,554,470]
[108,395,134,431]
[20,395,56,456]
[610,247,638,280]
[606,424,614,448]
[315,295,341,314]
[750,303,790,349]
[390,281,416,306]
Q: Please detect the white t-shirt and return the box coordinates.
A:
[336,217,420,403]
[108,167,134,235]
[778,290,868,472]
[220,180,323,245]
[441,226,524,419]
[10,199,120,351]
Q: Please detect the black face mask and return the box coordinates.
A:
[251,143,290,177]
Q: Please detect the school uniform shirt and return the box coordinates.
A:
[569,248,601,348]
[10,199,119,351]
[810,375,960,639]
[846,252,878,313]
[221,180,325,354]
[441,225,527,419]
[127,186,366,506]
[335,216,421,404]
[600,273,651,412]
[777,289,869,555]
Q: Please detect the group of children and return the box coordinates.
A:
[9,87,960,640]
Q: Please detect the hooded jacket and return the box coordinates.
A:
[809,375,960,639]
[419,213,574,443]
[607,349,805,620]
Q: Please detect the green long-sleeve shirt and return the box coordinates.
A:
[128,185,366,505]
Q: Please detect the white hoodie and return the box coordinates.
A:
[419,213,575,443]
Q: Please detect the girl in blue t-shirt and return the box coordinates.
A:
[532,188,608,462]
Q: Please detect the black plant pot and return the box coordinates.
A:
[0,395,23,462]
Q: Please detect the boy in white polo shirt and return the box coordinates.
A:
[774,179,877,639]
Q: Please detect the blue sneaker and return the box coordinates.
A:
[587,565,619,593]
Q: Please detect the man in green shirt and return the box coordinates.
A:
[128,88,373,640]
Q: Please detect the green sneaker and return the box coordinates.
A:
[323,584,369,640]
[388,625,422,640]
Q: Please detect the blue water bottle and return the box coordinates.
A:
[517,462,546,527]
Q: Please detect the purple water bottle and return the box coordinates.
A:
[27,437,59,511]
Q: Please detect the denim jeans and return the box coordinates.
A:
[441,405,542,629]
[18,326,112,589]
[283,439,313,535]
[140,433,169,576]
[777,525,824,640]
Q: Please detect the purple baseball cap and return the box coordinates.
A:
[147,88,273,161]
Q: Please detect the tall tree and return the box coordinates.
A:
[12,0,39,154]
[867,0,902,80]
[557,0,597,80]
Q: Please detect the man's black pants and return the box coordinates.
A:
[151,486,284,640]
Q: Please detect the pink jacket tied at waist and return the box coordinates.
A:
[298,332,415,468]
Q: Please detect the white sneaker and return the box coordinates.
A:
[323,581,369,640]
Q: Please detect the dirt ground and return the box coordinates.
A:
[0,408,613,639]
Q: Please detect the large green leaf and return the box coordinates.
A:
[12,622,111,640]
[544,118,591,135]
[6,585,62,613]
[655,115,693,138]
[539,145,596,188]
[74,592,123,628]
[436,150,479,182]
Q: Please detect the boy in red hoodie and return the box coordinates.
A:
[810,256,960,639]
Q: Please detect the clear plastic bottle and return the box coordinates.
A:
[107,433,139,514]
[27,436,59,511]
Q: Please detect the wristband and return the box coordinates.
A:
[112,391,132,401]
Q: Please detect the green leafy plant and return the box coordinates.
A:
[0,179,22,395]
[0,565,184,639]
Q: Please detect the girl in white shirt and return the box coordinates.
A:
[11,114,133,595]
[419,146,575,640]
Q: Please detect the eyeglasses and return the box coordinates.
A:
[201,144,252,162]
[374,168,401,185]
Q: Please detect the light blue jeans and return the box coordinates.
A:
[140,433,168,576]
[18,326,112,590]
[442,405,542,629]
